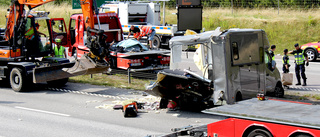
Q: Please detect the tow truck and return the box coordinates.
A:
[0,0,111,92]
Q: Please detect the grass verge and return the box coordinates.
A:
[69,73,152,91]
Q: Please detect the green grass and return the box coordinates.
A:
[69,73,152,91]
[164,8,320,55]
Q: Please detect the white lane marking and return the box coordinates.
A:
[15,106,70,117]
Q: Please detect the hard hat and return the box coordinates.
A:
[55,38,61,43]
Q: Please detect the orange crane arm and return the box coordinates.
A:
[5,0,55,41]
[18,0,55,9]
[80,0,97,31]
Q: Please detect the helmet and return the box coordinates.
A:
[55,38,61,43]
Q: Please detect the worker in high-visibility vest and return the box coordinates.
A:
[53,38,66,58]
[288,43,309,86]
[140,26,156,49]
[269,45,276,70]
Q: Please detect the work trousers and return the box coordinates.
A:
[295,64,306,82]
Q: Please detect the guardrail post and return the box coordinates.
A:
[128,68,131,84]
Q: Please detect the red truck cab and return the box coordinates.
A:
[50,12,123,59]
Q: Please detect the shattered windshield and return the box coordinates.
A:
[113,39,149,52]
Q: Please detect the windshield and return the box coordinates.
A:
[114,39,149,52]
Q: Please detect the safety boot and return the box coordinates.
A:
[302,79,307,86]
[296,79,301,85]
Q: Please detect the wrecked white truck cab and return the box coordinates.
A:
[146,28,283,109]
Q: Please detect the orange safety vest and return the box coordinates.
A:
[140,26,153,37]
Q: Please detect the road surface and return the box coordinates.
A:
[0,83,222,137]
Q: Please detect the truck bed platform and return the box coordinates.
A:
[203,98,320,129]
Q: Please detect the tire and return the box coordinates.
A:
[305,48,317,62]
[151,35,161,49]
[236,92,242,102]
[47,78,69,87]
[247,129,273,137]
[73,48,78,59]
[159,98,168,109]
[274,83,284,98]
[10,68,28,92]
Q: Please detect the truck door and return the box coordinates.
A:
[49,18,69,48]
[230,33,263,98]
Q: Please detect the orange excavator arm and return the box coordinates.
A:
[5,0,55,42]
[79,0,109,63]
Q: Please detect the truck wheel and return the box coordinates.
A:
[10,68,28,92]
[159,98,168,108]
[151,36,161,49]
[274,83,284,98]
[247,129,273,137]
[47,78,69,87]
[305,49,317,62]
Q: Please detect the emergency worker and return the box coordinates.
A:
[53,38,66,58]
[269,45,276,69]
[288,43,309,86]
[127,25,141,40]
[282,49,290,73]
[140,26,156,49]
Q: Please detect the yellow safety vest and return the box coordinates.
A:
[294,50,305,65]
[54,45,65,58]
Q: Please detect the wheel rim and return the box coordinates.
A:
[306,50,315,60]
[14,75,20,84]
[152,37,160,49]
[10,70,22,90]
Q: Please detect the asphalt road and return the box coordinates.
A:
[0,51,319,136]
[0,83,223,137]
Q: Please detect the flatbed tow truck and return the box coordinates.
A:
[151,98,320,137]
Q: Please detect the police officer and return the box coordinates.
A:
[269,45,276,69]
[288,43,309,86]
[282,49,290,73]
[53,38,66,58]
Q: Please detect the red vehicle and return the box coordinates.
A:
[108,39,170,71]
[301,41,320,61]
[157,98,320,137]
[52,12,123,60]
[55,13,170,71]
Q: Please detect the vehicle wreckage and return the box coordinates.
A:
[146,28,284,110]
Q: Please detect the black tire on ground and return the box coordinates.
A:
[47,78,69,87]
[247,129,273,137]
[274,83,284,98]
[305,48,317,62]
[73,48,78,59]
[151,35,161,49]
[159,98,168,108]
[10,68,29,92]
[236,92,242,102]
